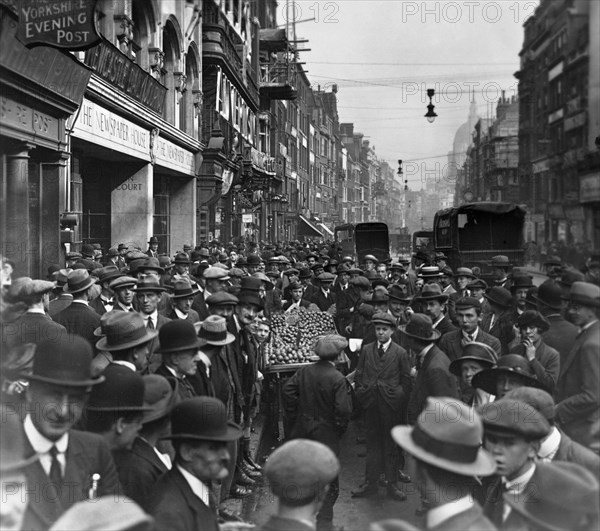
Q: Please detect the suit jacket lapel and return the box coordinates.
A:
[561,332,582,377]
[135,438,169,474]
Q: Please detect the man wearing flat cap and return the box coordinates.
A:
[150,396,243,531]
[261,440,341,531]
[2,277,66,349]
[375,397,497,531]
[18,335,120,530]
[109,276,137,312]
[555,281,600,453]
[307,273,337,312]
[283,335,353,531]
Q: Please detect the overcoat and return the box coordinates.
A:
[509,340,560,392]
[437,328,501,362]
[3,311,66,348]
[53,302,101,347]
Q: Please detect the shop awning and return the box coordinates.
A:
[298,215,324,238]
[318,223,334,237]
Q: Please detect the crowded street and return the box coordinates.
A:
[1,1,600,531]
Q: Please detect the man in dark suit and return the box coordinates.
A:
[308,272,337,312]
[53,270,101,347]
[416,283,456,336]
[163,278,200,323]
[19,335,120,531]
[89,266,122,316]
[402,314,459,424]
[151,397,242,531]
[437,297,502,362]
[555,281,600,453]
[283,335,353,530]
[375,397,497,531]
[146,236,159,258]
[112,374,176,512]
[352,313,411,501]
[534,280,578,366]
[481,286,515,356]
[2,277,66,349]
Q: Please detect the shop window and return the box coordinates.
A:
[153,175,170,253]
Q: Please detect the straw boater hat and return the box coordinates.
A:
[418,266,443,279]
[391,396,497,476]
[195,315,235,347]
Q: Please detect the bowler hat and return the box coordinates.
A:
[81,243,95,258]
[392,397,496,476]
[449,342,497,377]
[418,266,442,279]
[63,269,96,294]
[490,255,511,268]
[170,279,200,299]
[484,286,512,309]
[479,399,550,440]
[510,275,534,291]
[136,257,165,274]
[297,268,312,280]
[173,252,190,264]
[517,310,550,332]
[96,312,158,351]
[87,364,151,412]
[148,236,159,244]
[503,387,555,422]
[455,267,476,279]
[532,281,562,311]
[195,315,235,346]
[471,354,546,395]
[558,268,585,287]
[142,374,178,424]
[388,284,412,303]
[246,254,262,266]
[265,439,340,504]
[503,462,599,531]
[563,281,600,308]
[416,283,448,302]
[363,254,378,263]
[315,334,348,360]
[133,276,166,293]
[163,396,242,442]
[157,320,202,353]
[399,314,440,341]
[371,312,396,328]
[206,291,239,307]
[24,335,104,387]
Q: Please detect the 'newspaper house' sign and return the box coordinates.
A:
[17,0,101,50]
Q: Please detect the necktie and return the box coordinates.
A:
[378,344,385,357]
[147,317,154,329]
[49,445,62,487]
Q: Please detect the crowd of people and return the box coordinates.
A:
[1,236,599,531]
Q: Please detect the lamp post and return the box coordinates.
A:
[425,88,438,123]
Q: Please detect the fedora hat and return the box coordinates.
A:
[392,397,497,476]
[141,374,178,424]
[96,312,157,351]
[148,236,159,244]
[163,396,242,442]
[86,364,151,412]
[173,252,190,265]
[449,342,497,377]
[195,315,235,347]
[370,286,389,303]
[240,276,263,292]
[503,462,599,531]
[531,282,557,309]
[416,283,448,302]
[170,279,200,299]
[490,255,511,268]
[388,284,412,303]
[563,281,600,308]
[246,253,262,266]
[251,272,274,290]
[81,243,95,258]
[517,310,550,332]
[157,320,202,353]
[389,262,406,272]
[455,267,476,279]
[24,335,104,388]
[63,269,96,294]
[237,290,263,309]
[298,268,312,279]
[137,257,165,274]
[471,354,547,395]
[96,265,122,285]
[484,286,513,309]
[399,314,441,341]
[133,276,166,293]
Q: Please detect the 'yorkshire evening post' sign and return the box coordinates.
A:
[17,0,101,50]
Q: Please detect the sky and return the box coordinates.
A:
[283,0,538,189]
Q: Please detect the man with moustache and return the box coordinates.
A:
[151,397,243,531]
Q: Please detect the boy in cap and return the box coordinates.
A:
[283,335,353,530]
[352,313,411,501]
[377,397,497,531]
[479,398,551,528]
[261,440,341,531]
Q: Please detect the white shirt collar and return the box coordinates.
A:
[174,307,189,320]
[538,426,562,462]
[141,309,158,323]
[24,414,69,476]
[197,351,212,377]
[427,495,474,529]
[431,314,445,328]
[418,342,435,359]
[26,307,46,315]
[462,327,479,340]
[71,299,89,306]
[378,338,392,351]
[112,360,136,372]
[581,319,599,332]
[165,364,184,380]
[503,464,536,521]
[177,464,210,507]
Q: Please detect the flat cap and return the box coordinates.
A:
[455,297,482,310]
[371,312,396,327]
[265,439,340,504]
[109,275,137,290]
[6,277,55,302]
[206,291,239,306]
[203,267,230,280]
[350,276,371,290]
[479,399,550,440]
[503,387,555,422]
[317,272,335,283]
[315,334,348,360]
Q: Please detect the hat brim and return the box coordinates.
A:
[416,293,449,302]
[471,367,546,395]
[483,294,513,309]
[156,336,203,353]
[142,384,179,424]
[133,286,167,293]
[561,294,600,308]
[196,331,236,347]
[399,325,441,341]
[531,294,561,311]
[162,421,243,442]
[449,356,495,377]
[171,288,201,299]
[86,404,153,412]
[63,277,97,294]
[24,373,105,388]
[391,426,497,476]
[96,329,158,351]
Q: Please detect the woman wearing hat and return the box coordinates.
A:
[449,342,497,409]
[509,310,560,393]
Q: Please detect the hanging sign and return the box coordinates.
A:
[17,0,101,50]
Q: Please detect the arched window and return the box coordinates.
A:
[183,45,201,139]
[131,0,157,69]
[162,19,182,127]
